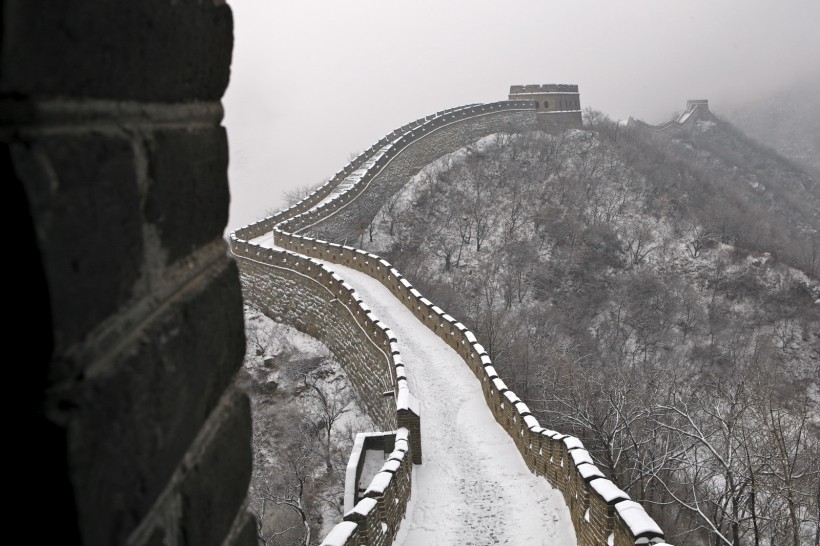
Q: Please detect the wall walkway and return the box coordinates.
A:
[231,100,674,545]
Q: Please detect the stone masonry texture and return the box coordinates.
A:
[238,257,398,429]
[3,1,255,545]
[2,0,233,101]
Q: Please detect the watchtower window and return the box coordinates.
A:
[543,100,548,109]
[533,101,539,108]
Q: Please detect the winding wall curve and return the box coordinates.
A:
[231,100,674,546]
[627,100,715,132]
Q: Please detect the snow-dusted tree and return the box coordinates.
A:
[250,410,323,546]
[379,190,404,237]
[649,338,820,546]
[797,236,819,276]
[532,356,682,503]
[303,375,353,473]
[500,169,535,244]
[459,147,495,252]
[283,181,321,208]
[260,425,320,546]
[748,367,819,546]
[499,243,536,308]
[654,376,757,546]
[685,222,716,259]
[623,221,657,266]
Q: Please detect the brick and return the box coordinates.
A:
[144,127,230,263]
[68,259,245,545]
[1,0,233,101]
[9,135,143,350]
[180,393,253,546]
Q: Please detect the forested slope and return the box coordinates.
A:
[726,77,820,176]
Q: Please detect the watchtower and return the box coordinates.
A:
[509,84,583,131]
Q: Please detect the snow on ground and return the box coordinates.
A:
[359,449,388,493]
[307,256,577,546]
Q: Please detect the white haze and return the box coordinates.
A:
[224,0,820,230]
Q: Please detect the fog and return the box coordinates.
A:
[224,0,820,230]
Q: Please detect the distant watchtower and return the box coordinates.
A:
[509,84,583,131]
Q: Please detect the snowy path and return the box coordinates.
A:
[308,257,577,545]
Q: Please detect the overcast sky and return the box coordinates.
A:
[224,0,820,230]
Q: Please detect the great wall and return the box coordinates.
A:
[627,99,716,131]
[230,87,677,546]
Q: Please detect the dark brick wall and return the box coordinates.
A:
[2,2,254,545]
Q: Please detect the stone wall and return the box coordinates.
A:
[628,100,716,132]
[333,429,414,546]
[233,105,471,243]
[299,109,537,242]
[231,237,421,546]
[274,102,538,244]
[536,110,585,131]
[4,2,254,545]
[233,98,674,545]
[232,244,400,430]
[508,83,583,131]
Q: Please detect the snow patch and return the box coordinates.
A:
[589,478,630,503]
[320,521,358,546]
[364,471,394,496]
[614,500,663,537]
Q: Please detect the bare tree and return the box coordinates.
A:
[380,190,404,237]
[623,221,657,266]
[685,222,715,259]
[283,182,322,208]
[648,338,820,546]
[258,425,321,546]
[654,378,756,546]
[250,409,322,546]
[303,375,353,473]
[750,369,819,546]
[797,236,819,276]
[459,147,495,252]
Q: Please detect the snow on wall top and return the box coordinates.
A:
[320,521,358,546]
[364,471,394,496]
[589,478,630,503]
[615,500,664,537]
[345,497,377,519]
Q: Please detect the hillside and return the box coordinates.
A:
[356,114,819,545]
[240,306,375,544]
[725,76,820,176]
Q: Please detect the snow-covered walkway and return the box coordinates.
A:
[307,257,577,545]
